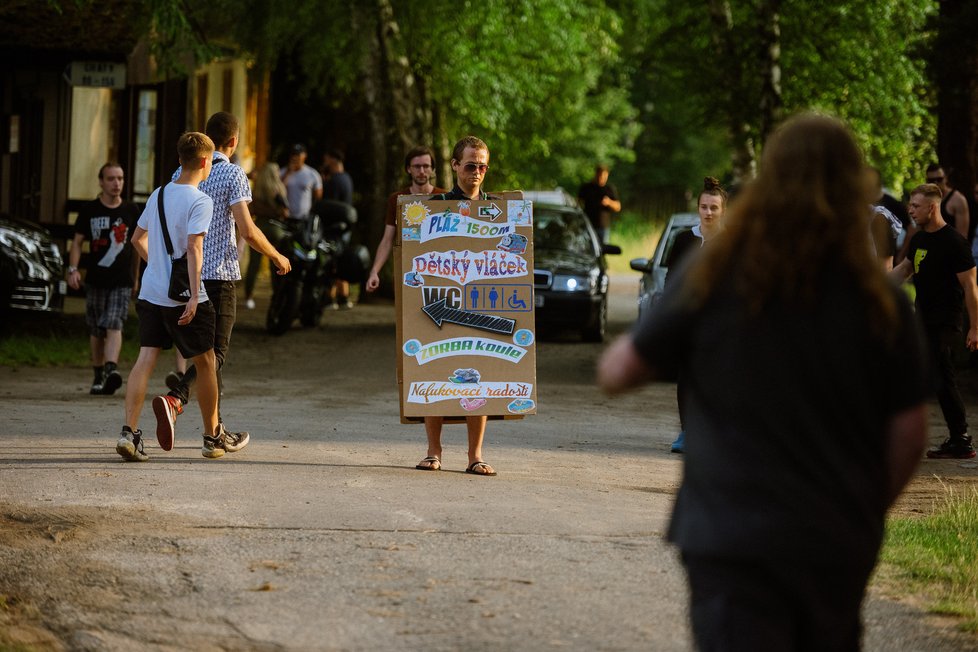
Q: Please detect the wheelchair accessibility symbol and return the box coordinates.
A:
[464,283,533,313]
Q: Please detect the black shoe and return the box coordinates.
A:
[164,371,184,392]
[90,381,104,395]
[926,436,976,459]
[101,370,123,395]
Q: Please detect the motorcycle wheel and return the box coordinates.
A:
[266,278,302,335]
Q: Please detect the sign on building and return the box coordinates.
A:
[395,192,536,422]
[66,62,126,89]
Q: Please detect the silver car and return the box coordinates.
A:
[629,212,699,319]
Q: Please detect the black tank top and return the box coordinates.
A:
[940,188,960,229]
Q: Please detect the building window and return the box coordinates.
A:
[68,87,115,200]
[132,89,158,201]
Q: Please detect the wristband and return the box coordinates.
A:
[68,266,78,273]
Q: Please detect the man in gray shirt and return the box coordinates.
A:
[281,144,322,218]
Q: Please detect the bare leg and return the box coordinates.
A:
[192,349,219,435]
[175,350,187,374]
[104,329,123,364]
[124,347,161,430]
[90,335,105,367]
[419,416,444,469]
[466,415,492,473]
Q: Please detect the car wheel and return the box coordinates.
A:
[582,296,607,342]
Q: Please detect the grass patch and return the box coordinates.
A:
[881,485,978,632]
[607,211,669,274]
[0,309,140,368]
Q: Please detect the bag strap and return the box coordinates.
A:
[157,184,175,258]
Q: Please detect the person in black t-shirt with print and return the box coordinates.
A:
[892,183,978,459]
[68,163,140,395]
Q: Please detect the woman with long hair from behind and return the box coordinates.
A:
[599,113,929,650]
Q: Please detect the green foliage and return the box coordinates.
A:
[0,312,140,368]
[881,486,978,632]
[617,0,936,197]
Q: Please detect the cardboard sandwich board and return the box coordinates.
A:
[394,192,536,423]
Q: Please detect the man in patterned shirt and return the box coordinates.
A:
[153,113,291,451]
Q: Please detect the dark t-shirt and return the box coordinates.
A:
[324,172,354,205]
[578,181,619,229]
[74,198,140,288]
[908,225,974,328]
[631,266,929,570]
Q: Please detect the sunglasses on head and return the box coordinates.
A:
[459,162,489,174]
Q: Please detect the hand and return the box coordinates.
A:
[177,297,198,325]
[67,270,81,290]
[365,272,380,292]
[273,253,291,275]
[968,327,978,352]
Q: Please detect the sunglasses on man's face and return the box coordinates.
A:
[927,176,944,183]
[458,162,489,174]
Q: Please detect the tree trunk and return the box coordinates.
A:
[707,0,756,182]
[933,0,978,198]
[757,0,783,146]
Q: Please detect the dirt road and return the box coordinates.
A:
[1,276,976,651]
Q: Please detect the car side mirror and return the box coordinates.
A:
[602,244,622,255]
[629,257,651,272]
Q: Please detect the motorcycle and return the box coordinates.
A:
[265,200,370,335]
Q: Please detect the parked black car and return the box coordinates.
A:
[0,214,66,314]
[533,203,620,341]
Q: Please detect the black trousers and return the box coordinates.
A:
[682,554,872,652]
[923,323,968,438]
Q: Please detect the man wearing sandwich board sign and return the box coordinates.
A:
[394,136,536,476]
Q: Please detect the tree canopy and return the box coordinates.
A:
[116,1,944,209]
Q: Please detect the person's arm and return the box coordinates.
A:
[130,226,149,263]
[366,224,396,292]
[884,403,928,506]
[231,202,291,276]
[870,214,893,271]
[179,232,205,325]
[890,258,913,284]
[67,233,85,290]
[597,333,655,395]
[950,192,970,240]
[957,266,978,350]
[602,195,622,213]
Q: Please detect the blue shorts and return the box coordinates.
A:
[136,299,216,359]
[86,285,131,337]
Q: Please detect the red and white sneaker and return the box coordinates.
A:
[152,395,183,451]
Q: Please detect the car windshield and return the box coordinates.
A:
[534,209,595,255]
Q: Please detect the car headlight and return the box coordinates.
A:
[552,272,598,293]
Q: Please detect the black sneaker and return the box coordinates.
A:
[90,381,104,395]
[926,437,977,460]
[116,427,149,462]
[164,371,184,392]
[101,369,123,395]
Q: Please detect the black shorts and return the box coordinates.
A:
[136,299,216,359]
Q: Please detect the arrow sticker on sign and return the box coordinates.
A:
[478,203,502,221]
[422,298,516,335]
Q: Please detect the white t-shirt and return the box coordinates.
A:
[137,183,214,307]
